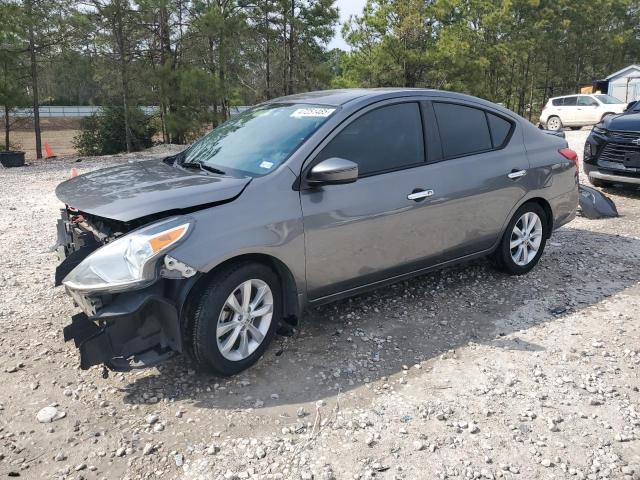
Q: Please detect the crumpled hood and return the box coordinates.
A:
[602,112,640,132]
[55,159,251,222]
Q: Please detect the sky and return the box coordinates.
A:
[328,0,368,51]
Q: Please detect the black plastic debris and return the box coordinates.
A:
[578,184,619,219]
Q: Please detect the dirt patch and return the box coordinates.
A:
[0,132,638,480]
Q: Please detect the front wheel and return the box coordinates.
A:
[491,203,548,275]
[188,263,281,376]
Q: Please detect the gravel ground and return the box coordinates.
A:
[0,131,639,480]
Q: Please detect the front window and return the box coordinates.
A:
[181,103,337,176]
[594,94,623,104]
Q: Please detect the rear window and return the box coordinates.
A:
[552,96,578,106]
[433,103,492,158]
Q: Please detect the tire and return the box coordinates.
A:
[188,262,281,376]
[546,116,562,131]
[589,177,613,188]
[491,202,548,275]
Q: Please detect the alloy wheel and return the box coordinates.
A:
[510,212,543,266]
[216,279,274,361]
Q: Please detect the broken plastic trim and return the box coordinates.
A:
[578,184,619,219]
[62,289,182,371]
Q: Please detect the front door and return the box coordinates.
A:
[577,96,600,124]
[300,101,434,300]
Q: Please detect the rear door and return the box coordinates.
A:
[422,100,530,261]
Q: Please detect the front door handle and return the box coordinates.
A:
[507,169,527,179]
[407,189,434,201]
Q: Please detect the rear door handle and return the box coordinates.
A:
[507,169,527,179]
[407,189,434,201]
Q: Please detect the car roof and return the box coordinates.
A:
[550,93,594,100]
[266,88,470,107]
[265,88,522,122]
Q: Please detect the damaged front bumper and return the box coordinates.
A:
[56,208,188,372]
[62,286,182,371]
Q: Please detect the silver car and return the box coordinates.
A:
[55,89,579,376]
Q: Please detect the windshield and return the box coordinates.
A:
[181,103,337,176]
[594,94,623,104]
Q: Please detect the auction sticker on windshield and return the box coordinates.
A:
[290,108,335,118]
[259,161,274,169]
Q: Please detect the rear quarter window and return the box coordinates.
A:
[487,113,513,148]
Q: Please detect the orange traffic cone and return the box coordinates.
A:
[44,143,56,159]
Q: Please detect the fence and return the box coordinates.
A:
[5,105,250,118]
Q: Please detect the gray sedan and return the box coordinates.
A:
[55,89,579,376]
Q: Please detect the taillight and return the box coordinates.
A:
[559,148,579,172]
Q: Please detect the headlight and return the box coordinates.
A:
[63,217,192,293]
[592,125,607,136]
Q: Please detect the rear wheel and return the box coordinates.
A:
[546,116,562,131]
[188,263,281,376]
[491,203,548,275]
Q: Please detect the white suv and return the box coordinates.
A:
[540,94,626,131]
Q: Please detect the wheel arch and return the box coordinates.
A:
[179,253,301,341]
[546,114,562,128]
[525,197,554,237]
[495,196,554,249]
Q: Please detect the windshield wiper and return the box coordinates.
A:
[180,161,226,175]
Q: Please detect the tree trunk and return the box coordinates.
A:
[218,33,227,122]
[4,105,9,150]
[114,1,133,152]
[265,3,271,99]
[287,0,295,95]
[26,0,42,159]
[121,61,132,152]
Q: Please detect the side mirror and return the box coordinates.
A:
[307,158,358,186]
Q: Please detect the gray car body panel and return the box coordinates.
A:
[58,88,578,313]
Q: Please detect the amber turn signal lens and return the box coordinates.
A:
[148,225,188,254]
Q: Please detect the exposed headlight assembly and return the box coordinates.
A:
[63,217,193,293]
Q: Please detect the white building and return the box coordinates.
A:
[607,64,640,103]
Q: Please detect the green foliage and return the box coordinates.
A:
[337,0,640,118]
[4,0,640,150]
[73,106,156,156]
